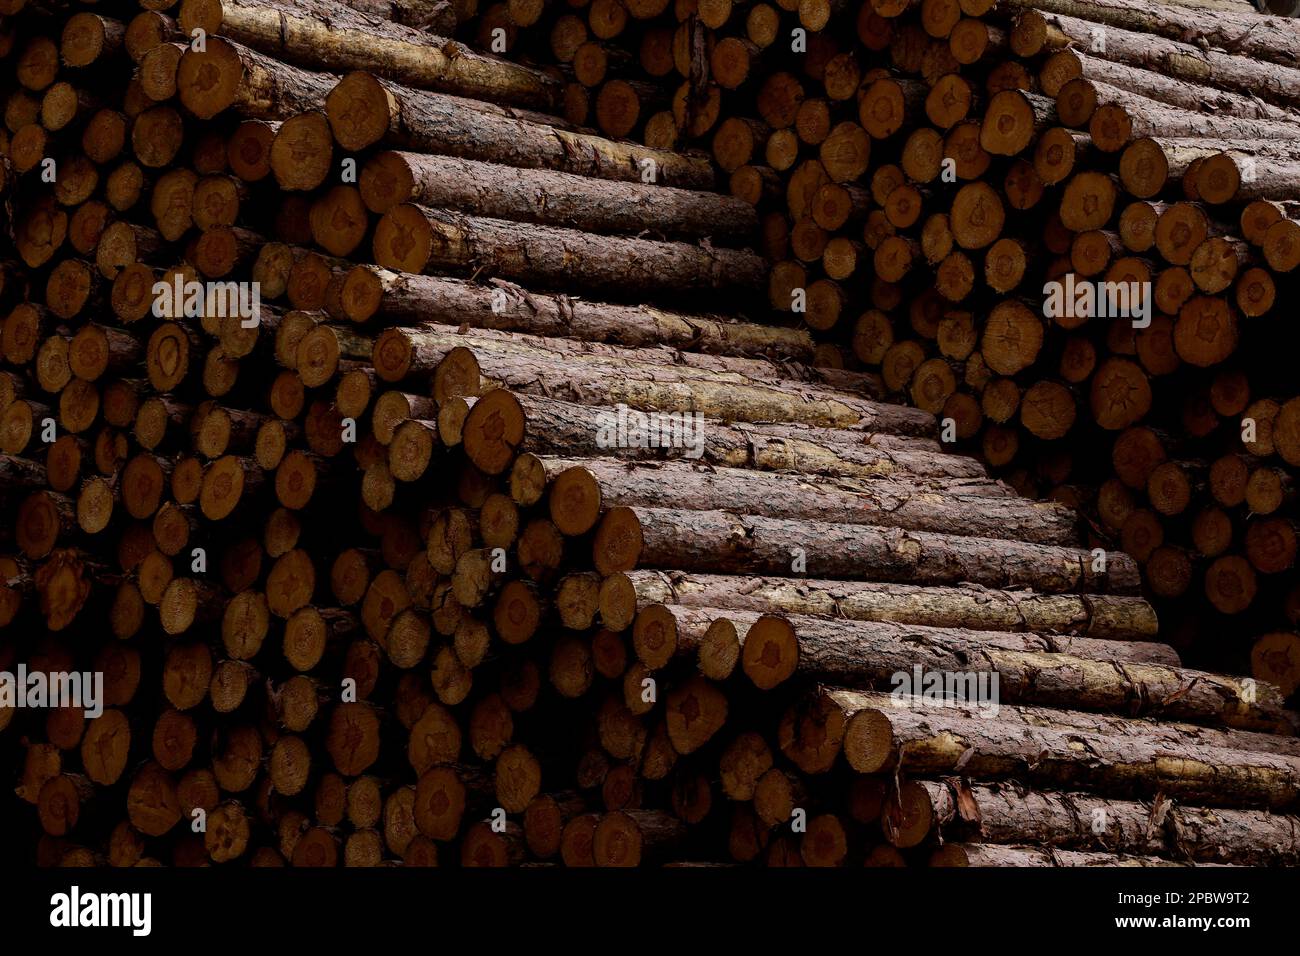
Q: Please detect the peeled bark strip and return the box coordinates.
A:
[544,456,1080,544]
[372,204,766,299]
[186,0,560,110]
[341,267,811,359]
[326,72,715,189]
[623,507,1140,593]
[617,570,1159,640]
[820,689,1300,807]
[360,151,756,241]
[923,780,1300,866]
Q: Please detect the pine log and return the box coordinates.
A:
[372,205,766,299]
[615,506,1140,593]
[613,570,1159,640]
[542,456,1081,544]
[359,151,756,241]
[342,267,811,359]
[372,330,934,435]
[768,611,1281,726]
[818,689,1300,806]
[1053,49,1300,125]
[184,0,560,110]
[1080,83,1300,153]
[1042,11,1300,110]
[930,843,1220,866]
[177,38,337,120]
[1001,0,1300,70]
[325,72,715,189]
[494,392,978,484]
[923,780,1300,865]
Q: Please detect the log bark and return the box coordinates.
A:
[818,688,1300,807]
[771,611,1282,728]
[372,204,766,300]
[544,456,1081,544]
[616,506,1140,593]
[922,780,1300,866]
[1042,11,1300,110]
[503,392,985,480]
[1054,49,1300,125]
[186,0,561,110]
[372,329,934,435]
[342,267,812,359]
[1000,0,1300,71]
[1079,82,1300,153]
[325,72,716,189]
[930,843,1220,866]
[177,38,337,120]
[614,569,1160,640]
[359,150,756,241]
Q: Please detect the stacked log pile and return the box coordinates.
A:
[445,0,1300,684]
[1,0,1299,869]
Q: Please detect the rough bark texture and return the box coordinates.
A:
[823,689,1300,806]
[1001,0,1300,70]
[778,611,1282,728]
[923,780,1300,866]
[488,393,977,483]
[326,72,716,189]
[546,456,1082,544]
[1043,11,1300,110]
[629,507,1141,593]
[373,204,767,300]
[361,151,757,241]
[620,569,1160,639]
[343,268,813,360]
[196,0,561,109]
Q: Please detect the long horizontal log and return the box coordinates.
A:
[612,569,1160,640]
[326,72,716,189]
[759,610,1279,728]
[1055,49,1300,124]
[544,457,1080,544]
[509,394,984,480]
[1043,11,1300,109]
[341,267,812,360]
[178,37,337,120]
[894,687,1300,760]
[639,603,1178,690]
[1075,81,1300,152]
[184,0,561,110]
[371,329,934,434]
[360,151,757,242]
[1194,152,1300,205]
[372,205,767,300]
[1120,136,1300,198]
[930,843,1221,866]
[921,780,1300,866]
[816,689,1300,807]
[1001,0,1300,70]
[377,323,880,397]
[612,507,1141,593]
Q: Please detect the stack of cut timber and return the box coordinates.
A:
[1,0,1298,870]
[447,0,1300,683]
